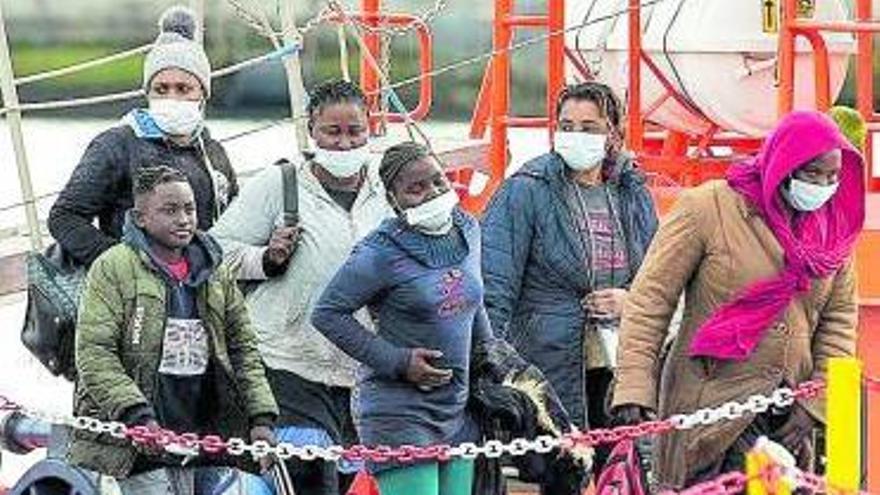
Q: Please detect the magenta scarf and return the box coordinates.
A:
[689,111,865,360]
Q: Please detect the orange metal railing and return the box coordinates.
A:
[463,0,565,213]
[777,0,880,192]
[356,1,434,134]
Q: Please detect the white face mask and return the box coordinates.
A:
[553,131,607,171]
[313,144,370,179]
[781,177,839,212]
[149,98,204,137]
[402,190,459,235]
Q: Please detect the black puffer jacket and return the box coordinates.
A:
[48,124,237,266]
[470,338,589,495]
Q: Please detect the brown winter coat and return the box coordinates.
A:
[611,180,858,489]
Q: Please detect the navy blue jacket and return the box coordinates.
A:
[480,152,658,427]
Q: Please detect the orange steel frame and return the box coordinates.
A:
[464,0,880,489]
[775,0,880,489]
[357,0,880,485]
[358,1,434,134]
[464,0,566,211]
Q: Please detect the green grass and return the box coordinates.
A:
[12,45,144,90]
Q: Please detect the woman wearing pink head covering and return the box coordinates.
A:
[609,111,864,489]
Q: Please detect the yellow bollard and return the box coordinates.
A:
[827,357,863,494]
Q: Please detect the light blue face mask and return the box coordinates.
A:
[781,177,839,212]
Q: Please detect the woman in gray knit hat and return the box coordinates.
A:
[48,5,237,268]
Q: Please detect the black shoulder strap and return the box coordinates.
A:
[275,158,299,227]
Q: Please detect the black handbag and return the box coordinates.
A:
[21,243,86,381]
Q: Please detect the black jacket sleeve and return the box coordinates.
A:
[48,130,125,266]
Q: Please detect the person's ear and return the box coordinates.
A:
[132,207,147,229]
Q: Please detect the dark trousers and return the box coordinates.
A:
[540,368,615,495]
[691,409,816,486]
[287,460,354,495]
[265,367,358,495]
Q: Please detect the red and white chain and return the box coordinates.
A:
[0,381,822,464]
[658,472,749,495]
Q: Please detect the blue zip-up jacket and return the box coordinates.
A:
[480,152,658,427]
[311,210,490,453]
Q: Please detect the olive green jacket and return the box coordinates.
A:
[68,234,277,478]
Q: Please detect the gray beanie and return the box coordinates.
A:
[143,6,211,97]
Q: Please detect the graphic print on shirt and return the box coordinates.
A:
[583,210,628,280]
[158,318,209,376]
[438,268,468,318]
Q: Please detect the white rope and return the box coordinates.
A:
[337,24,351,82]
[1,0,668,118]
[13,44,153,87]
[225,0,329,41]
[0,44,300,116]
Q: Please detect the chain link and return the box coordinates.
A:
[670,472,748,495]
[794,467,878,495]
[0,381,822,464]
[666,382,822,433]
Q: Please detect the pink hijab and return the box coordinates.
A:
[689,111,865,360]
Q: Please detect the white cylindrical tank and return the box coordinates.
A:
[565,0,855,137]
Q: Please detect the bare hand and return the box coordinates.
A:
[775,404,817,456]
[406,348,453,389]
[583,288,628,319]
[266,226,301,267]
[249,425,277,472]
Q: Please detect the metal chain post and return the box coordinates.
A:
[0,1,42,251]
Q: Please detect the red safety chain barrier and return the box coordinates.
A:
[659,472,749,495]
[796,468,879,495]
[567,420,674,448]
[864,375,880,394]
[0,380,826,464]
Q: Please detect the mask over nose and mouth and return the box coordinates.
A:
[149,98,204,137]
[553,131,607,171]
[402,190,460,236]
[781,178,839,212]
[313,144,371,179]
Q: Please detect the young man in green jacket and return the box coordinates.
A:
[70,166,278,494]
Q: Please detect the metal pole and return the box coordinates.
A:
[546,0,565,138]
[0,1,42,251]
[489,0,511,188]
[189,0,206,44]
[281,0,310,154]
[777,0,796,117]
[361,0,382,135]
[626,0,643,153]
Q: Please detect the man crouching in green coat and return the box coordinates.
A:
[69,165,278,494]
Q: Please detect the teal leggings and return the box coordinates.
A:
[376,459,474,495]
